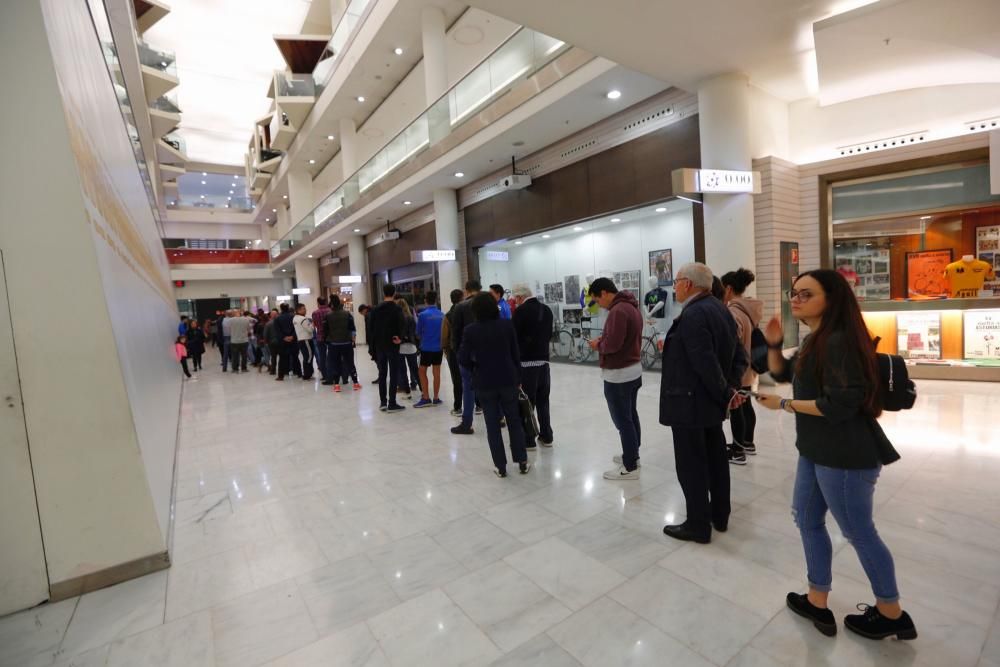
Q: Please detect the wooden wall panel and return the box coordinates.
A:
[941,311,964,359]
[367,221,436,273]
[547,160,590,225]
[863,312,898,354]
[587,140,636,214]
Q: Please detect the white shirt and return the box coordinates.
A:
[292,314,314,341]
[601,362,643,383]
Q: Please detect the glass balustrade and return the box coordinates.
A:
[162,132,186,154]
[270,28,569,260]
[313,0,374,86]
[150,96,181,114]
[275,71,316,98]
[137,41,178,77]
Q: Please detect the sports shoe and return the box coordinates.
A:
[603,465,639,480]
[786,593,837,637]
[612,455,641,468]
[432,399,443,406]
[333,384,342,393]
[519,461,532,474]
[499,418,507,428]
[450,408,463,416]
[414,398,433,408]
[379,404,387,412]
[353,383,362,391]
[475,407,483,415]
[386,404,406,413]
[450,424,474,435]
[538,437,553,447]
[728,445,747,466]
[742,442,757,455]
[843,604,917,641]
[371,378,379,384]
[494,468,507,478]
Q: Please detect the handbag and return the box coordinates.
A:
[518,388,539,440]
[871,338,916,411]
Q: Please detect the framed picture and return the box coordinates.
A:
[544,282,564,304]
[905,249,952,299]
[964,310,1000,360]
[648,249,673,287]
[564,275,580,305]
[896,312,941,360]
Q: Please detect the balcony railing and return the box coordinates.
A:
[166,249,271,265]
[270,28,568,260]
[275,71,316,98]
[150,96,182,113]
[313,0,375,86]
[137,40,178,77]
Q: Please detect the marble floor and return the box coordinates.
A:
[3,355,1000,667]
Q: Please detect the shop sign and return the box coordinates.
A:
[964,310,1000,360]
[276,295,291,301]
[485,250,509,262]
[338,275,363,284]
[410,249,456,262]
[671,168,761,195]
[292,287,311,295]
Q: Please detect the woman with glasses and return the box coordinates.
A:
[755,269,916,641]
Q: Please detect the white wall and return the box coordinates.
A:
[173,279,287,300]
[749,84,790,161]
[161,221,263,240]
[0,0,176,590]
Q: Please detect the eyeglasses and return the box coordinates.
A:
[675,277,692,286]
[786,289,816,302]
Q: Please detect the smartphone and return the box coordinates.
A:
[736,389,752,398]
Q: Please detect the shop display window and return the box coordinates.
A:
[477,199,696,366]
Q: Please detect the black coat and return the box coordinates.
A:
[185,328,206,355]
[659,292,746,428]
[512,297,553,363]
[458,320,521,390]
[369,301,404,352]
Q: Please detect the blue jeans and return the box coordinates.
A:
[603,378,642,470]
[316,338,328,380]
[221,336,231,369]
[792,457,899,603]
[460,365,476,426]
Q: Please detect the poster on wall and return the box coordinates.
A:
[905,249,951,299]
[564,275,580,305]
[649,249,674,287]
[834,239,891,301]
[544,282,564,304]
[964,310,1000,360]
[976,225,1000,295]
[896,312,941,360]
[612,270,642,300]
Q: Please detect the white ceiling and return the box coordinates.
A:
[145,0,314,165]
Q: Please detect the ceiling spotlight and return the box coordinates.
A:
[265,217,271,222]
[610,217,621,222]
[229,190,234,194]
[353,228,361,232]
[201,180,206,185]
[202,172,207,176]
[224,204,229,208]
[307,254,313,258]
[227,196,232,200]
[332,241,338,244]
[281,269,286,272]
[573,226,583,231]
[394,47,403,55]
[454,172,464,178]
[199,195,205,199]
[403,200,412,205]
[356,96,365,103]
[255,239,261,244]
[606,90,622,100]
[326,135,335,140]
[309,159,316,164]
[514,240,523,245]
[272,208,277,212]
[542,234,551,239]
[655,207,667,213]
[231,183,236,187]
[283,195,288,199]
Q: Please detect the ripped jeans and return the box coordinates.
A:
[791,456,900,603]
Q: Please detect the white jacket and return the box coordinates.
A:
[292,314,314,341]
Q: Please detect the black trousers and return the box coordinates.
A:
[479,386,527,472]
[446,350,462,411]
[671,424,730,536]
[180,359,191,378]
[278,340,300,379]
[267,343,279,374]
[519,364,553,445]
[230,342,248,371]
[190,352,203,370]
[298,340,313,379]
[376,348,402,406]
[730,385,757,447]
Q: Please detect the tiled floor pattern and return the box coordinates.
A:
[3,355,1000,667]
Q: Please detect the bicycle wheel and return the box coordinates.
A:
[555,330,574,360]
[575,338,595,364]
[640,338,657,370]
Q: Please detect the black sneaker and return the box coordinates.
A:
[519,461,531,474]
[844,604,917,640]
[786,592,837,637]
[379,404,388,412]
[386,404,406,413]
[728,445,747,466]
[742,442,757,455]
[451,424,474,435]
[494,468,507,478]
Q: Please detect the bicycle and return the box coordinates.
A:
[550,323,595,363]
[639,321,665,370]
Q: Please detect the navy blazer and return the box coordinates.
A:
[659,292,746,428]
[458,320,521,390]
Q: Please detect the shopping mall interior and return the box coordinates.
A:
[1,0,1000,665]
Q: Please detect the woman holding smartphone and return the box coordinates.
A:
[755,269,916,641]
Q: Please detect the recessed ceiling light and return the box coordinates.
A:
[283,195,288,199]
[224,204,229,208]
[606,90,622,100]
[307,254,313,258]
[454,172,464,178]
[542,234,551,239]
[353,228,361,232]
[200,180,206,185]
[327,135,335,140]
[393,47,403,55]
[573,226,583,231]
[514,240,523,245]
[356,96,365,102]
[655,207,667,213]
[255,239,261,244]
[281,269,286,272]
[228,190,234,194]
[265,217,271,222]
[403,200,412,205]
[227,196,232,200]
[610,217,621,222]
[199,195,205,199]
[309,159,316,164]
[332,241,338,244]
[231,183,236,187]
[272,208,277,212]
[201,172,207,176]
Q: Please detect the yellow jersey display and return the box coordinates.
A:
[943,258,996,298]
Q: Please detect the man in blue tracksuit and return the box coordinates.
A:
[414,291,445,408]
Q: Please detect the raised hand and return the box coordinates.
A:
[764,314,783,346]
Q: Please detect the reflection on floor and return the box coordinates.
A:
[3,356,1000,667]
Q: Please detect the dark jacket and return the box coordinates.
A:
[773,331,899,469]
[185,328,206,355]
[324,309,355,344]
[263,319,281,345]
[401,314,417,346]
[275,312,296,342]
[597,291,643,369]
[450,295,476,354]
[512,297,553,363]
[659,292,746,428]
[369,300,404,352]
[458,320,521,390]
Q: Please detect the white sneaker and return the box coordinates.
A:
[603,465,639,480]
[612,455,641,468]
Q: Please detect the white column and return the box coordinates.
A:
[422,6,450,143]
[698,73,756,286]
[433,188,462,303]
[294,258,321,312]
[329,0,348,28]
[287,168,313,228]
[348,236,368,343]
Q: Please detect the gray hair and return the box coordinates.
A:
[511,283,533,298]
[675,262,713,290]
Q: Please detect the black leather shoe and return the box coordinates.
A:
[712,521,728,533]
[450,424,474,435]
[844,604,917,640]
[662,523,710,544]
[786,592,837,637]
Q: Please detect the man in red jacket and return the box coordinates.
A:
[587,277,644,480]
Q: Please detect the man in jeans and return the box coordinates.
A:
[659,262,747,544]
[450,279,482,435]
[587,277,644,480]
[369,284,406,413]
[512,283,554,449]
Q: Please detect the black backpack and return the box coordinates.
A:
[877,352,917,411]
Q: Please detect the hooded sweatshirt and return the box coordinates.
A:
[727,296,764,386]
[597,290,643,379]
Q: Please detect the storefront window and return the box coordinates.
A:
[477,199,695,367]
